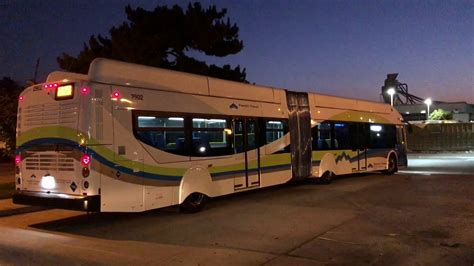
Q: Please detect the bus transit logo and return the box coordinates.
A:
[229,103,238,109]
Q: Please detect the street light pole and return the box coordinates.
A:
[424,98,432,120]
[387,88,396,107]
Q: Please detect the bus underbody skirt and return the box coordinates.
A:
[13,191,100,212]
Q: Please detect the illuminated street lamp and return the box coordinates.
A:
[387,88,396,106]
[424,98,432,120]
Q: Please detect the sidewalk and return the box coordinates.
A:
[0,163,50,217]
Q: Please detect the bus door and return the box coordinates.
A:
[350,123,368,171]
[232,118,260,190]
[396,126,408,167]
[286,91,312,180]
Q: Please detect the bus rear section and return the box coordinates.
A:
[13,78,100,211]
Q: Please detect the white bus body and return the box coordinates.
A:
[13,58,407,212]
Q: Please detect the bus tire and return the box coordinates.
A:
[384,155,398,175]
[319,171,334,185]
[179,192,209,213]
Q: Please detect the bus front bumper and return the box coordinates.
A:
[13,191,100,212]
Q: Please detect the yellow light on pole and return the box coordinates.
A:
[424,98,432,120]
[387,88,396,106]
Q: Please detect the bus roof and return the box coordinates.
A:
[45,58,397,116]
[310,92,393,114]
[88,58,283,104]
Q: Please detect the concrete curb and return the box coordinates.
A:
[0,198,51,217]
[0,206,51,217]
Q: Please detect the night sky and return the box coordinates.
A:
[1,0,472,103]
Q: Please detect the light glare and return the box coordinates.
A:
[370,125,382,132]
[41,175,56,189]
[15,155,21,165]
[81,87,90,95]
[387,88,396,95]
[81,154,91,166]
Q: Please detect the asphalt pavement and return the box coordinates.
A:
[0,153,473,265]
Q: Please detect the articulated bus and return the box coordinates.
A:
[13,58,407,212]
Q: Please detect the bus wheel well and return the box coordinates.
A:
[179,192,209,213]
[318,171,334,185]
[384,153,398,175]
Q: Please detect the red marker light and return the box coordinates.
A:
[15,155,21,165]
[18,96,24,102]
[111,90,121,99]
[43,84,48,89]
[81,87,90,95]
[81,154,91,166]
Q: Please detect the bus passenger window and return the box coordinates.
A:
[134,115,187,155]
[247,119,257,150]
[265,120,289,152]
[386,125,396,148]
[233,119,244,153]
[369,124,396,149]
[313,122,332,150]
[138,116,184,128]
[192,118,232,156]
[333,122,351,149]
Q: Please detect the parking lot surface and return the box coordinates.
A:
[0,153,473,265]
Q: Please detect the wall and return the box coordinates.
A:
[407,123,474,151]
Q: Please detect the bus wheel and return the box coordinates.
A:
[180,192,209,213]
[319,171,334,185]
[384,155,398,175]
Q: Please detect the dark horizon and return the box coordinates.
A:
[1,0,472,103]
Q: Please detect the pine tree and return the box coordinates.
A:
[57,3,247,82]
[0,77,22,158]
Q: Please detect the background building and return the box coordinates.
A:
[395,102,474,122]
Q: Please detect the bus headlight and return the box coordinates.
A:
[41,175,56,189]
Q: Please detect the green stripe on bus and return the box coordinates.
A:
[329,111,390,123]
[18,126,188,176]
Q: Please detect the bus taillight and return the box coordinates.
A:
[15,154,21,165]
[81,154,91,166]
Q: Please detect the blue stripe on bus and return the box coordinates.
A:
[17,138,183,182]
[18,139,389,182]
[18,138,293,182]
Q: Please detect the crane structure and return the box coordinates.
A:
[381,73,425,105]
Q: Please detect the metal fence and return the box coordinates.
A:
[407,123,474,151]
